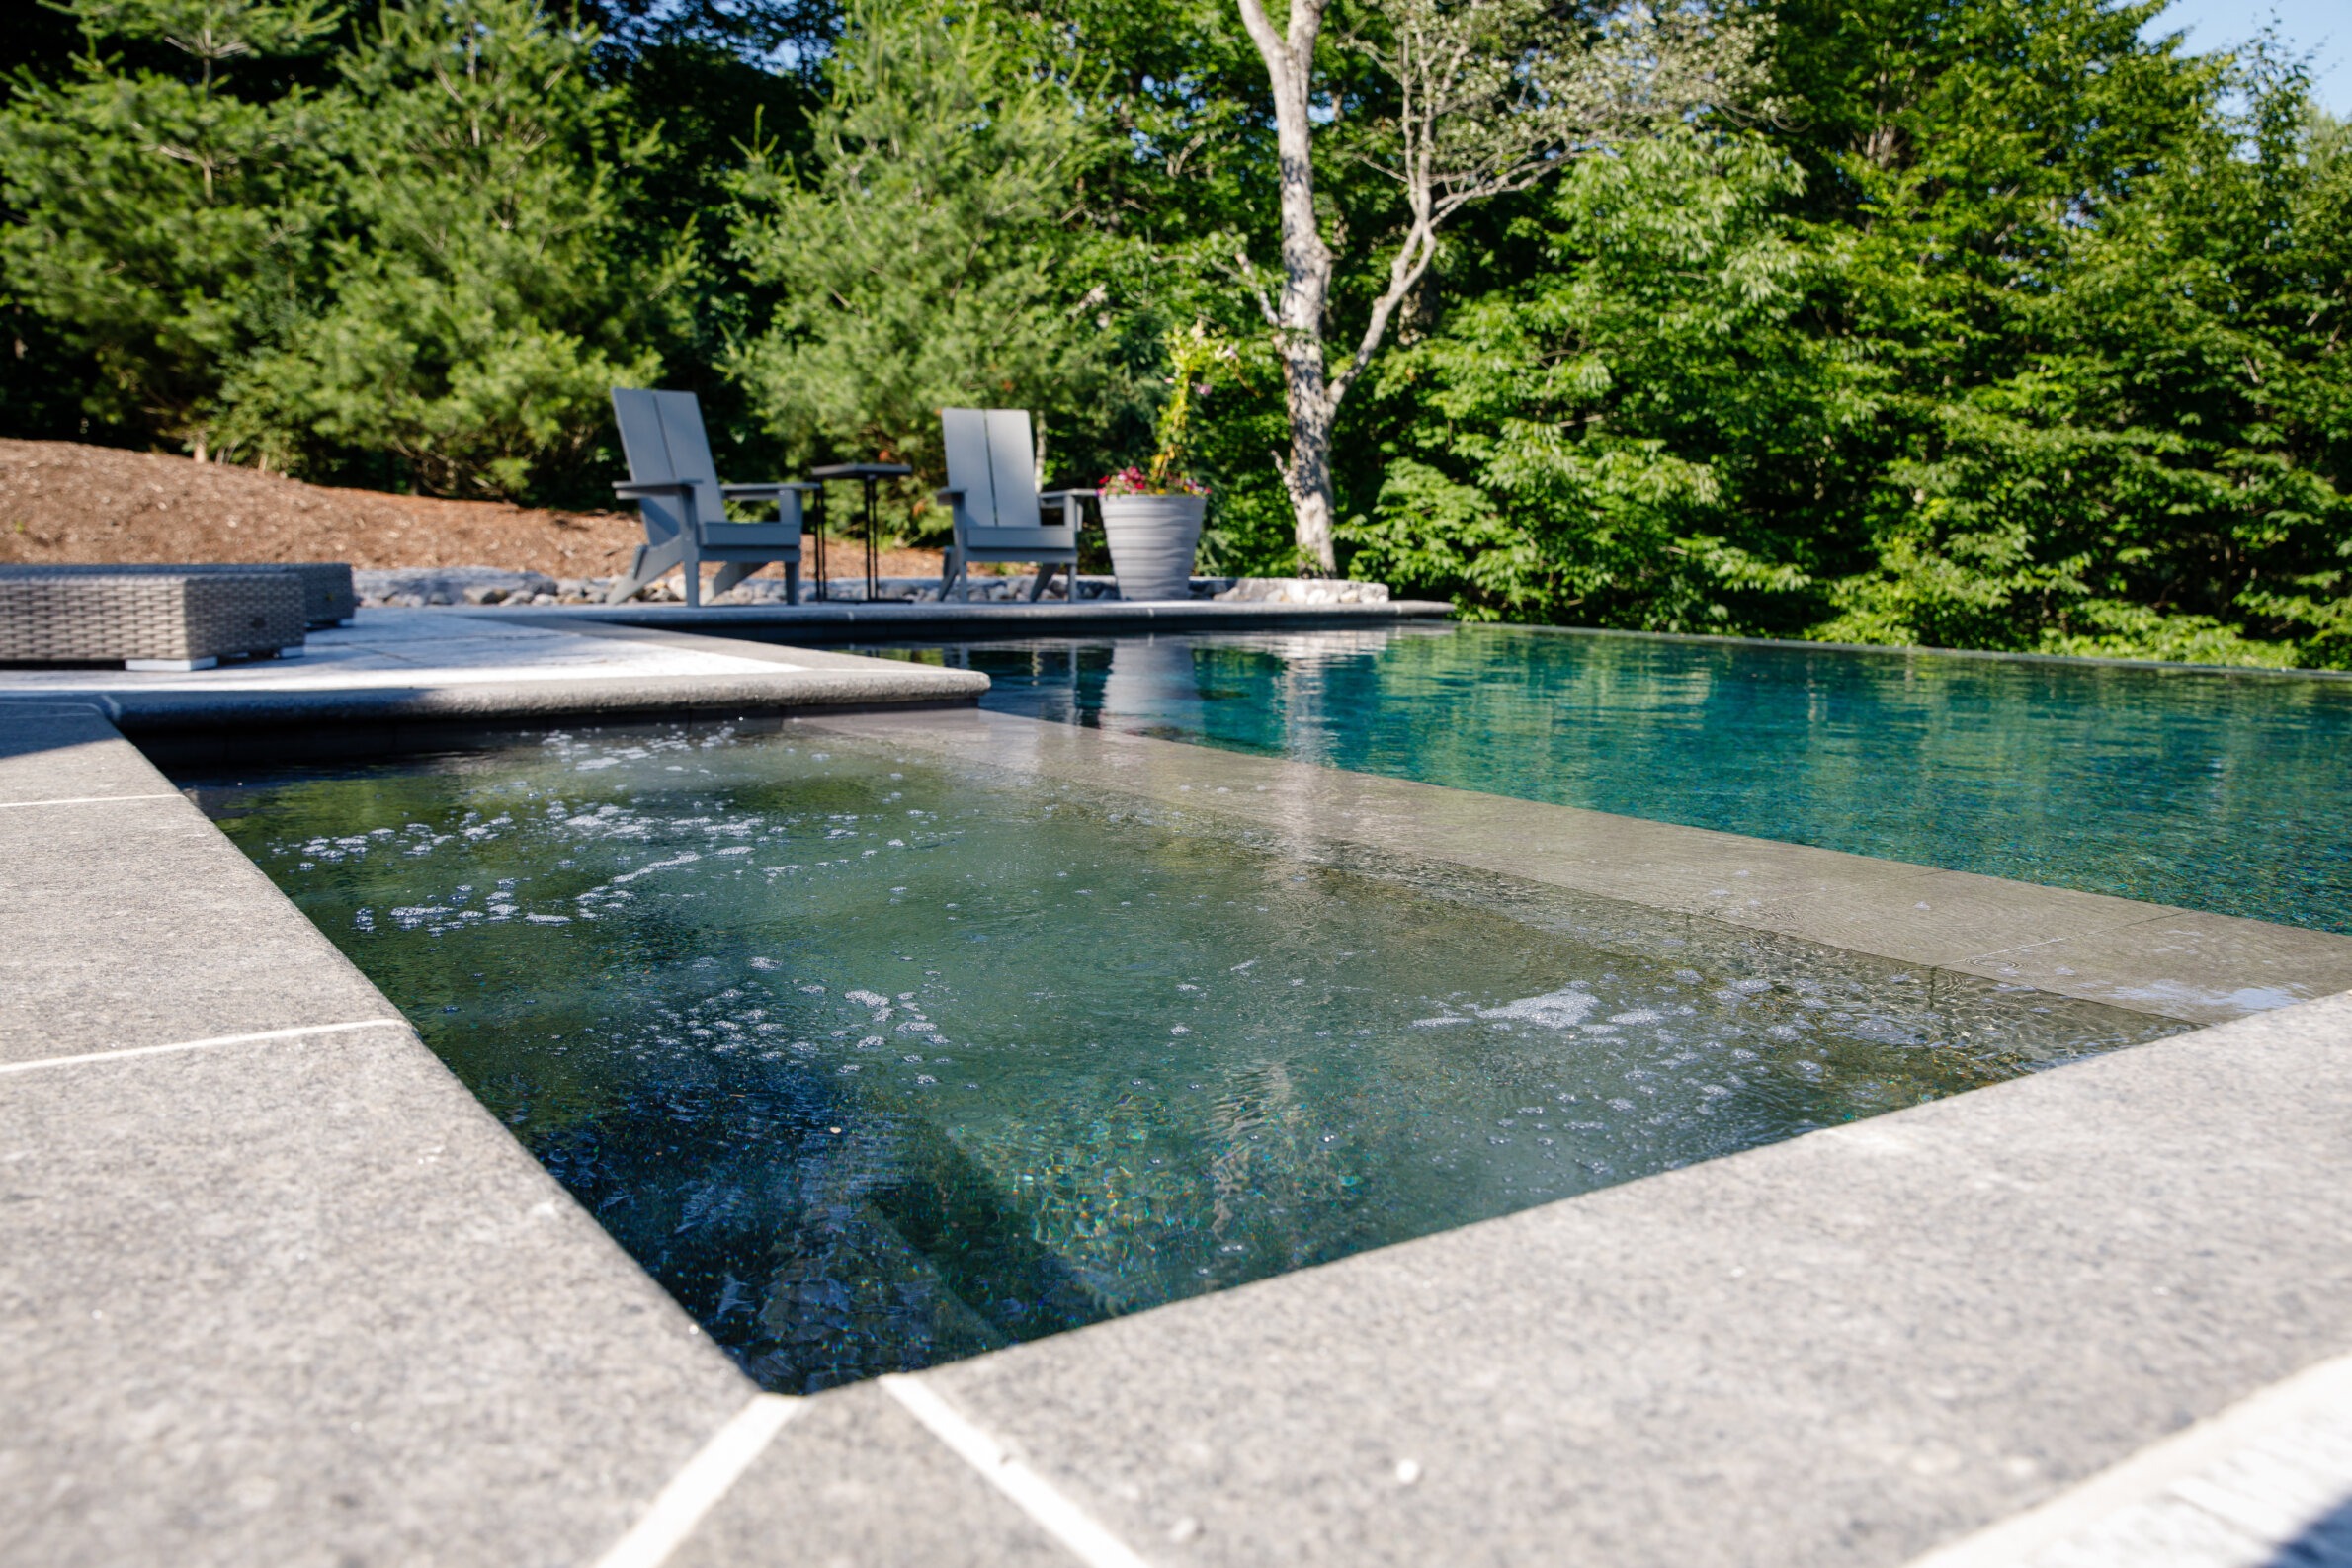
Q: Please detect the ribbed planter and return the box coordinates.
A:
[1100,493,1207,601]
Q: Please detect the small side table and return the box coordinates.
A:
[808,462,914,602]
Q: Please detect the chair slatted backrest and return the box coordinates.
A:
[941,408,1069,537]
[612,388,726,541]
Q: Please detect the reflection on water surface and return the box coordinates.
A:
[856,625,2352,933]
[189,726,2180,1391]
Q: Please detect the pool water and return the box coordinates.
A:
[188,725,2179,1392]
[857,626,2352,934]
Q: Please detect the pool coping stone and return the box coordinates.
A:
[894,987,2352,1568]
[0,608,992,739]
[0,716,770,1568]
[474,596,1457,642]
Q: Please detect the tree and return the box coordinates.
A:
[1344,126,1835,626]
[223,0,687,496]
[723,0,1114,488]
[1342,0,2351,666]
[0,0,340,458]
[1230,0,1764,570]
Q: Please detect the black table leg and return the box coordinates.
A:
[863,477,881,601]
[811,487,829,602]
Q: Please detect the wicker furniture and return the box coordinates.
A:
[0,562,354,628]
[0,568,308,670]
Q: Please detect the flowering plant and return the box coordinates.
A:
[1100,466,1207,497]
[1098,324,1225,497]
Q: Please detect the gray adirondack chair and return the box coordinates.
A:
[936,408,1094,601]
[608,388,811,607]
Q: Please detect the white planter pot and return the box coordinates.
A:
[1100,494,1206,601]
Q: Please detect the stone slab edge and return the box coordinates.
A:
[882,988,2352,1568]
[472,597,1457,640]
[0,668,987,732]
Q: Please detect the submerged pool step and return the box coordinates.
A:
[524,1062,1115,1391]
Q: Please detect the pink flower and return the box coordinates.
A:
[1099,466,1208,497]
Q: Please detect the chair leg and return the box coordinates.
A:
[785,562,800,606]
[1029,562,1058,601]
[710,561,753,598]
[607,539,684,605]
[941,549,966,602]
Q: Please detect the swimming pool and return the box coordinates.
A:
[187,724,2179,1392]
[857,626,2352,934]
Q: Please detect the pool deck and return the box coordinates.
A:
[3,622,2351,1567]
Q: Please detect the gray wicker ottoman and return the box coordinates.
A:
[0,569,308,670]
[0,561,354,628]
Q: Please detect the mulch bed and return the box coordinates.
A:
[0,439,946,579]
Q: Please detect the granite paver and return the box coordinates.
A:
[0,1026,757,1568]
[667,1382,1083,1568]
[0,791,398,1062]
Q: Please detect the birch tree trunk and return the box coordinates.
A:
[1236,0,1341,574]
[1232,0,1762,576]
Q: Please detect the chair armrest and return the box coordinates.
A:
[935,488,965,503]
[1040,489,1100,501]
[614,480,695,500]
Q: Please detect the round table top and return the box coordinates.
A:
[808,462,915,480]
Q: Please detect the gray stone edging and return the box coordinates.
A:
[0,707,761,1568]
[899,985,2352,1568]
[1,670,986,734]
[472,597,1457,641]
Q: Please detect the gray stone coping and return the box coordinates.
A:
[5,701,2350,1566]
[475,596,1457,641]
[805,707,2352,1026]
[0,608,988,742]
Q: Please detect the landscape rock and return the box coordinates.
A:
[1215,577,1390,604]
[356,566,558,607]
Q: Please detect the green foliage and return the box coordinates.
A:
[0,0,340,454]
[1341,0,2351,667]
[723,0,1116,502]
[1346,128,1843,627]
[225,0,687,497]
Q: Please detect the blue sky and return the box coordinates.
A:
[2145,0,2349,113]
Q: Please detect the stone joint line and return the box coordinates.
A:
[590,1394,802,1568]
[881,1375,1157,1568]
[0,792,184,809]
[0,1018,413,1077]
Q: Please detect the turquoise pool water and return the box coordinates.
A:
[187,725,2178,1391]
[860,626,2352,934]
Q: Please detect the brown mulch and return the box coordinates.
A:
[0,438,948,579]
